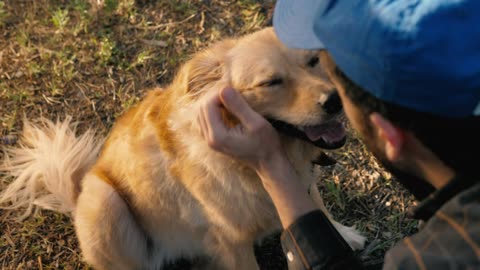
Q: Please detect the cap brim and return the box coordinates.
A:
[273,0,325,50]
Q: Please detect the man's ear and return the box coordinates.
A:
[369,113,405,162]
[173,39,237,96]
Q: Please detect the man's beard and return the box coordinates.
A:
[360,128,436,200]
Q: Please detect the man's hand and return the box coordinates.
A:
[197,87,317,228]
[197,87,284,173]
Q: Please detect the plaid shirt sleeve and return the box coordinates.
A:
[383,182,480,270]
[280,210,365,270]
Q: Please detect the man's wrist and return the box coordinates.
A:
[255,152,317,228]
[256,151,293,191]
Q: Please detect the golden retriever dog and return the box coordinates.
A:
[0,27,365,270]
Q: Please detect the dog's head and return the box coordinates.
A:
[175,27,346,150]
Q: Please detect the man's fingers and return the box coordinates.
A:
[202,93,229,151]
[219,88,264,130]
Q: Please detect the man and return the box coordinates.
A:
[197,0,480,269]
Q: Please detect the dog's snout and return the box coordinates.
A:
[320,91,342,114]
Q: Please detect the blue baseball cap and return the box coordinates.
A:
[273,0,480,118]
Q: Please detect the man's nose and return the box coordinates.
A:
[319,91,342,115]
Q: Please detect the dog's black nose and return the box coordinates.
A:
[321,92,342,114]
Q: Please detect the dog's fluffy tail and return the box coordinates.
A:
[0,117,102,219]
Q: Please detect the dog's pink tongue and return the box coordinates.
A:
[305,121,346,143]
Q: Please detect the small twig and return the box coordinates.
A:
[4,230,16,248]
[198,11,205,34]
[132,14,196,30]
[37,256,43,270]
[140,39,168,48]
[42,94,62,104]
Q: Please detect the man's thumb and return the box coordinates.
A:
[220,87,261,128]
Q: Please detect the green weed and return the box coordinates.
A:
[71,0,90,13]
[51,8,70,31]
[325,180,346,211]
[129,50,154,69]
[95,37,116,66]
[104,0,119,14]
[0,1,7,26]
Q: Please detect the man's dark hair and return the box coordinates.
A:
[334,67,480,177]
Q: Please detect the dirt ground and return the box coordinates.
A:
[0,1,419,269]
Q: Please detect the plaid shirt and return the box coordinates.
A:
[281,175,480,270]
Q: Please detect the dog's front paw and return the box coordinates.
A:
[332,221,366,250]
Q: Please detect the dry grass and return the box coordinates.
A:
[0,0,417,269]
[316,132,419,267]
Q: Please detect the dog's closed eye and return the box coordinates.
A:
[307,56,319,68]
[257,78,283,88]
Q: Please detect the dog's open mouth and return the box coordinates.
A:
[267,118,347,150]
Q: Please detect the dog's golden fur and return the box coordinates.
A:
[0,28,364,270]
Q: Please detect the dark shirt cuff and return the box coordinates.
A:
[281,210,363,270]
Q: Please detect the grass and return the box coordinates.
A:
[0,1,7,27]
[0,0,417,269]
[315,130,418,264]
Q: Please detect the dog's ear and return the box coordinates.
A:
[173,39,237,95]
